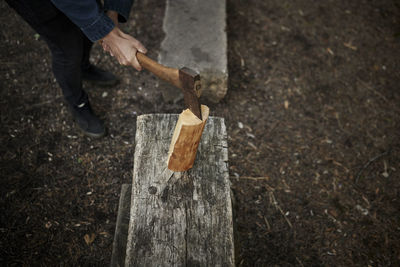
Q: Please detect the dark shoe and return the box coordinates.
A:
[82,64,119,87]
[69,100,106,138]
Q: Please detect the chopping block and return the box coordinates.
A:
[110,114,235,267]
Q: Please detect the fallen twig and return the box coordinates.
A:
[269,191,293,228]
[296,257,305,267]
[263,216,271,231]
[357,78,389,103]
[277,203,293,228]
[355,150,390,183]
[237,176,270,181]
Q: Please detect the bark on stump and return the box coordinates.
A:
[124,114,234,266]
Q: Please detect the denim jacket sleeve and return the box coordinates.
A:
[104,0,133,23]
[50,0,134,42]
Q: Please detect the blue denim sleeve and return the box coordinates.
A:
[104,0,134,23]
[50,0,115,42]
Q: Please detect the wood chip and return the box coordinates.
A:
[284,100,289,110]
[343,42,357,50]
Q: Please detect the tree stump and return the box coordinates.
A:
[124,114,234,266]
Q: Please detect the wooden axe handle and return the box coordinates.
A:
[136,52,182,89]
[136,52,203,120]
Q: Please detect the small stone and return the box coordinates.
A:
[355,204,369,216]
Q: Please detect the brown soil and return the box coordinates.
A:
[1,0,400,266]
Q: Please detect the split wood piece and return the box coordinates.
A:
[125,114,234,266]
[167,105,209,172]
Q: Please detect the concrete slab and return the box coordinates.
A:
[159,0,228,103]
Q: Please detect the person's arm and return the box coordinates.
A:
[103,0,133,23]
[101,0,147,70]
[51,0,146,71]
[50,0,114,42]
[101,1,147,70]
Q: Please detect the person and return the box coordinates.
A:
[6,0,147,138]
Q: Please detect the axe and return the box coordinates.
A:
[135,52,209,172]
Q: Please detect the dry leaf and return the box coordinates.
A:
[84,233,96,245]
[329,209,338,218]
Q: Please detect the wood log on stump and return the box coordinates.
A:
[167,105,209,172]
[124,114,234,266]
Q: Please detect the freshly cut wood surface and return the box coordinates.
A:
[167,105,209,171]
[125,114,234,267]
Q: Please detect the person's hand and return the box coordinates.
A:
[101,27,147,71]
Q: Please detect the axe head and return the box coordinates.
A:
[179,67,202,120]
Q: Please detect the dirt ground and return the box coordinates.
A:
[1,0,400,266]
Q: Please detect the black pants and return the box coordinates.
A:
[6,0,92,106]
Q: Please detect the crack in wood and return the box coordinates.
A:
[184,202,189,266]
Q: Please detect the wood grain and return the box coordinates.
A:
[125,114,234,266]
